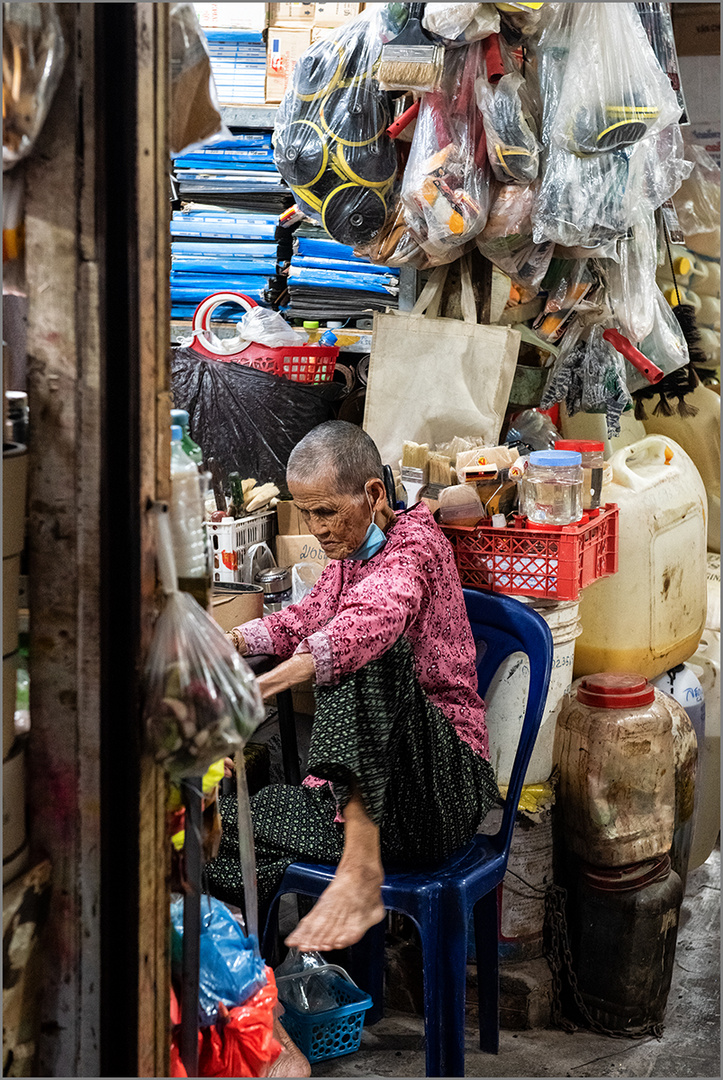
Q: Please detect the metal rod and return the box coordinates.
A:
[180,778,203,1077]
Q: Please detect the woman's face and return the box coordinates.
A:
[288,474,386,560]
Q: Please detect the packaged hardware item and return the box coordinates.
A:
[3,2,66,170]
[599,211,658,345]
[475,34,539,185]
[477,182,553,289]
[170,3,230,157]
[422,3,500,45]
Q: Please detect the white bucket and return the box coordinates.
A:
[484,599,581,786]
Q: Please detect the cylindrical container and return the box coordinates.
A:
[575,436,707,680]
[211,583,265,632]
[3,651,18,760]
[668,694,698,895]
[518,450,583,526]
[698,294,721,332]
[555,439,604,510]
[170,408,204,466]
[476,796,554,962]
[706,553,720,632]
[641,382,720,554]
[3,741,28,885]
[485,599,581,786]
[255,566,292,612]
[697,326,720,366]
[554,675,676,866]
[688,630,721,870]
[569,854,683,1035]
[690,255,720,298]
[170,426,207,581]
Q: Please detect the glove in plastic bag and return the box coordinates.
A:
[548,3,681,157]
[477,182,552,288]
[600,211,658,345]
[170,896,267,1026]
[171,348,338,488]
[3,3,66,171]
[145,510,264,780]
[541,321,633,438]
[476,39,539,186]
[170,3,231,157]
[273,7,399,247]
[423,3,500,44]
[401,41,491,262]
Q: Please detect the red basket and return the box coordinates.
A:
[189,292,338,383]
[442,503,619,602]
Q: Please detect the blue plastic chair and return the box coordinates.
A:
[261,589,553,1077]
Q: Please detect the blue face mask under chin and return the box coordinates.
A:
[348,490,388,561]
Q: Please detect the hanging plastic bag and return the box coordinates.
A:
[422,4,500,45]
[170,896,268,1026]
[627,288,690,394]
[476,35,539,185]
[672,139,721,237]
[291,562,323,604]
[401,41,491,262]
[170,3,231,157]
[494,3,545,41]
[548,3,681,157]
[477,182,552,289]
[3,3,67,171]
[540,321,633,438]
[599,211,659,345]
[273,6,400,248]
[533,260,600,343]
[144,509,264,781]
[624,122,692,224]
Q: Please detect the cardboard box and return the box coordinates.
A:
[314,3,363,26]
[268,3,315,25]
[211,586,264,632]
[673,3,720,56]
[275,533,329,570]
[194,3,268,30]
[276,500,305,536]
[265,26,312,102]
[311,24,339,42]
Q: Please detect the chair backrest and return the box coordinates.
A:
[462,589,553,858]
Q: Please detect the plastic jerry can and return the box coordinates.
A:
[568,854,683,1035]
[558,401,646,460]
[687,630,721,871]
[575,436,707,680]
[554,674,676,867]
[640,382,720,554]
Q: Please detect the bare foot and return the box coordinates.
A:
[285,867,385,952]
[269,1017,311,1078]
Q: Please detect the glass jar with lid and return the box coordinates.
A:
[518,449,583,526]
[555,439,604,509]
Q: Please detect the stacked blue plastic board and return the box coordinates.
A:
[173,131,292,214]
[280,226,400,319]
[204,28,266,105]
[171,207,281,320]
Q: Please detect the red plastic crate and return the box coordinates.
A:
[442,503,619,601]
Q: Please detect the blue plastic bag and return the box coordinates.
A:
[170,896,267,1026]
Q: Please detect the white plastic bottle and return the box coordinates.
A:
[170,425,207,583]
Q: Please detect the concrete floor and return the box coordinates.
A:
[310,848,720,1079]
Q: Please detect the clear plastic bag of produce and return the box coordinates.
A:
[170,3,231,157]
[273,6,402,248]
[540,320,633,438]
[422,3,500,45]
[170,895,267,1026]
[599,211,659,345]
[476,35,539,185]
[672,138,721,237]
[477,182,552,288]
[401,41,491,262]
[3,2,67,171]
[144,509,264,782]
[545,3,681,157]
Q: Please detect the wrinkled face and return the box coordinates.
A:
[288,473,378,560]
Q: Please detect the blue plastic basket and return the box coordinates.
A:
[277,964,373,1063]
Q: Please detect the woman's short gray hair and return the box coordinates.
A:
[287,421,384,497]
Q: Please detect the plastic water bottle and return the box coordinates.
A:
[319,329,338,346]
[170,408,204,467]
[170,426,208,593]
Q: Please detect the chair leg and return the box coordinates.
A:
[261,892,283,961]
[419,901,468,1078]
[473,887,500,1054]
[349,919,386,1025]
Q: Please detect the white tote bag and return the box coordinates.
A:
[363,255,520,466]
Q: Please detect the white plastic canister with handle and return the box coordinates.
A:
[484,599,581,786]
[575,436,707,681]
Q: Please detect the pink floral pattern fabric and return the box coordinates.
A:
[237,504,489,761]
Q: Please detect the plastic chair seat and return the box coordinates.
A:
[262,589,553,1077]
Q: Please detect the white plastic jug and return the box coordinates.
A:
[697,327,720,365]
[641,382,720,554]
[686,228,720,261]
[687,630,721,870]
[689,254,720,298]
[575,436,707,680]
[484,599,581,786]
[559,402,647,460]
[705,553,720,632]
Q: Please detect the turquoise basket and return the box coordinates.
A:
[277,964,373,1063]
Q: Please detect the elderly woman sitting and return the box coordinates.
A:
[207,420,498,954]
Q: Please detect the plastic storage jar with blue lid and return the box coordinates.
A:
[519,450,584,526]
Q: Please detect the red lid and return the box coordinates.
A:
[524,512,588,532]
[576,672,655,708]
[555,439,604,453]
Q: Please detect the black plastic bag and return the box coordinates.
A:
[171,348,339,489]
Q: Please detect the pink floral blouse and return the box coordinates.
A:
[237,503,489,761]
